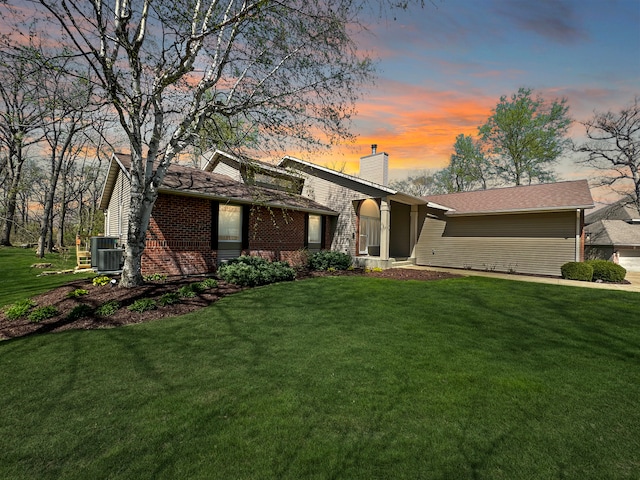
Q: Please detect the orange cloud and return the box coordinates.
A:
[298,80,496,175]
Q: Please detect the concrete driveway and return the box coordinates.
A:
[405,266,640,293]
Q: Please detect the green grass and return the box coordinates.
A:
[0,247,93,307]
[1,276,639,479]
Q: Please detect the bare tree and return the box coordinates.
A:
[4,0,402,286]
[0,42,44,246]
[36,62,96,258]
[576,96,640,209]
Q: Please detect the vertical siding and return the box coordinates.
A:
[212,162,242,181]
[105,170,130,244]
[299,174,359,256]
[415,211,578,276]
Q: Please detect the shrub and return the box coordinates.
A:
[67,288,89,298]
[198,278,218,290]
[585,259,627,283]
[66,304,94,321]
[28,305,59,323]
[307,250,352,271]
[217,255,296,287]
[561,262,593,282]
[178,285,197,298]
[92,275,111,286]
[143,273,167,282]
[95,300,120,317]
[4,299,36,320]
[127,298,157,313]
[158,292,181,306]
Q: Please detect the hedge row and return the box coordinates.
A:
[218,250,353,287]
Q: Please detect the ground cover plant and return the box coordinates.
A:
[1,276,638,479]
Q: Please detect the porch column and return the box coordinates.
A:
[409,205,419,259]
[380,197,390,261]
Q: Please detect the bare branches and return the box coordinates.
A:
[576,96,640,207]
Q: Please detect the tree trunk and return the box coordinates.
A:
[0,173,21,246]
[119,189,156,287]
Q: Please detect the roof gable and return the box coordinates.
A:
[279,155,397,196]
[100,153,337,216]
[585,199,640,225]
[201,149,304,193]
[425,180,594,216]
[586,220,640,246]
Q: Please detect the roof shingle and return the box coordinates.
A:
[425,180,594,215]
[108,153,337,215]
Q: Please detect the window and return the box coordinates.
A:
[308,214,322,244]
[359,199,380,255]
[218,204,242,242]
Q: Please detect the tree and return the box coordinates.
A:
[36,57,96,257]
[389,170,436,197]
[441,133,489,192]
[479,87,571,186]
[576,96,640,209]
[0,42,45,246]
[11,0,403,287]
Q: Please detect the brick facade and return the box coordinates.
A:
[142,193,332,276]
[143,194,216,276]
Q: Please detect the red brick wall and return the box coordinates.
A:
[142,194,333,276]
[142,194,216,276]
[246,205,307,265]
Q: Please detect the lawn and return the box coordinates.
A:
[1,275,639,479]
[0,247,94,307]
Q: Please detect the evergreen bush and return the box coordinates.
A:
[560,262,593,282]
[217,255,295,287]
[585,259,626,283]
[307,250,352,271]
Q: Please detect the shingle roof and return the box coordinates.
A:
[585,199,640,225]
[424,180,594,216]
[102,153,337,216]
[585,220,640,247]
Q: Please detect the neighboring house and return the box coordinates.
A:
[99,147,594,277]
[99,153,336,276]
[584,200,640,272]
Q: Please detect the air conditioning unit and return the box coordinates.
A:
[97,248,124,272]
[90,236,119,267]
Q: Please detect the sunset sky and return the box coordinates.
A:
[304,0,640,186]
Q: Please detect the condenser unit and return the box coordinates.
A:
[90,236,119,267]
[97,248,124,272]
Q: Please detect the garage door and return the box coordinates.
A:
[618,249,640,272]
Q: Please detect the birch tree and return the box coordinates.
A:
[8,0,391,286]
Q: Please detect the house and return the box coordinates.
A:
[584,199,640,272]
[280,147,593,276]
[419,182,594,276]
[99,153,337,275]
[99,147,594,277]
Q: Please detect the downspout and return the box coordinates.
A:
[409,205,418,259]
[575,209,581,262]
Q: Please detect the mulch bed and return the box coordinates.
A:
[0,268,459,341]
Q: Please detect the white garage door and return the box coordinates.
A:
[618,249,640,272]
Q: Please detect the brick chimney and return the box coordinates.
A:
[359,144,388,186]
